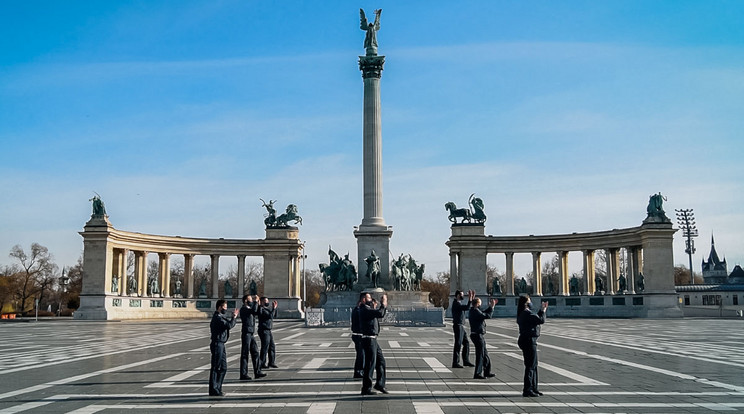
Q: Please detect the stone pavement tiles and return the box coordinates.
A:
[1,318,743,413]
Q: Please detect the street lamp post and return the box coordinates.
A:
[300,241,307,317]
[675,209,698,285]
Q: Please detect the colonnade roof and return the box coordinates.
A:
[447,223,676,253]
[80,222,302,257]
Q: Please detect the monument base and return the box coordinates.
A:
[312,289,443,327]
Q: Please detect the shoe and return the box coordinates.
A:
[268,364,279,368]
[373,385,389,394]
[464,362,475,367]
[239,376,252,381]
[452,363,464,368]
[209,392,226,397]
[254,372,267,378]
[473,374,486,379]
[353,374,364,379]
[361,389,378,395]
[522,391,540,397]
[485,373,495,378]
[260,365,269,369]
[535,391,544,396]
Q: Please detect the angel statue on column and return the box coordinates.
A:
[360,8,382,55]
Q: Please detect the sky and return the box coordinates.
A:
[1,1,743,279]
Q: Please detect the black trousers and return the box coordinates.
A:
[209,341,227,395]
[470,332,491,376]
[361,336,386,392]
[518,335,539,393]
[258,329,276,367]
[352,334,364,377]
[452,324,471,365]
[240,332,260,377]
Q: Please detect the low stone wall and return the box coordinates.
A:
[485,293,682,318]
[305,307,444,327]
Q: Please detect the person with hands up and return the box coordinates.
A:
[468,290,498,379]
[517,294,548,397]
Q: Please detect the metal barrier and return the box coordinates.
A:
[305,307,444,327]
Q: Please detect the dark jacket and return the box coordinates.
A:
[468,304,494,335]
[360,302,386,336]
[451,299,470,325]
[240,301,259,334]
[258,304,277,331]
[517,307,546,338]
[210,311,237,343]
[351,305,363,334]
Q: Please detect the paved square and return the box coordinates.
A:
[1,318,743,413]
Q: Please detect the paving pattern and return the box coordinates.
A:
[1,317,743,413]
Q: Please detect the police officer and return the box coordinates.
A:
[450,290,474,368]
[517,294,548,397]
[258,296,279,369]
[209,300,238,397]
[239,294,266,380]
[360,292,388,395]
[468,290,497,379]
[351,297,365,379]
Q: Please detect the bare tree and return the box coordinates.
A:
[421,271,450,308]
[9,243,57,315]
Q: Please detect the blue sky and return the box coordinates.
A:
[1,1,742,278]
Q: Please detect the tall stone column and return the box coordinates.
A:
[627,247,640,294]
[158,253,171,297]
[532,252,542,296]
[135,251,148,297]
[505,252,515,296]
[557,251,569,296]
[583,250,595,295]
[354,53,393,290]
[607,248,620,295]
[210,255,220,299]
[184,254,195,299]
[237,255,246,299]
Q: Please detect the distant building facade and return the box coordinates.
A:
[701,235,728,284]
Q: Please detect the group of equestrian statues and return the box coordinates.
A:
[319,247,425,293]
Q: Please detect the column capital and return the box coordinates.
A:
[359,55,385,78]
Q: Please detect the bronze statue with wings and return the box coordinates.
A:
[360,8,382,55]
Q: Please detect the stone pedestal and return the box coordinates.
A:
[354,226,393,290]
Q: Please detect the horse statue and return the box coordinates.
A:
[261,198,277,227]
[445,202,472,223]
[275,204,303,227]
[645,192,670,222]
[319,248,356,291]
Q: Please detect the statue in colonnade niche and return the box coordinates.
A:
[174,278,182,297]
[445,194,487,224]
[128,275,137,296]
[618,274,627,294]
[514,277,528,295]
[149,276,160,297]
[198,279,207,298]
[569,275,580,296]
[636,273,645,293]
[224,280,233,298]
[594,275,605,295]
[364,250,381,288]
[111,275,119,293]
[644,192,670,223]
[249,279,258,296]
[546,277,555,296]
[490,277,502,296]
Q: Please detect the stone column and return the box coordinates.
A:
[449,252,459,295]
[532,252,542,296]
[505,252,515,296]
[237,255,246,300]
[184,254,195,299]
[354,53,393,288]
[135,251,148,297]
[627,247,640,294]
[115,249,127,296]
[607,248,620,295]
[583,250,595,295]
[76,216,114,320]
[211,255,220,298]
[158,253,171,297]
[558,251,569,296]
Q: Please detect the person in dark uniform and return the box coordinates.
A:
[450,290,474,368]
[468,290,497,379]
[209,299,238,397]
[360,292,388,395]
[258,296,279,369]
[517,294,548,397]
[351,297,365,379]
[239,294,266,380]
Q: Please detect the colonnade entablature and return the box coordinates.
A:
[75,215,304,320]
[447,222,677,302]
